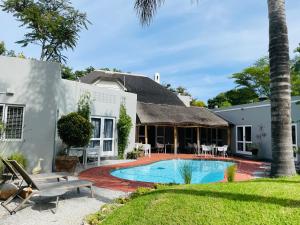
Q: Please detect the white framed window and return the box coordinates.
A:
[0,104,24,140]
[236,125,252,155]
[292,124,297,147]
[89,116,115,157]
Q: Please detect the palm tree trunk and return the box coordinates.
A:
[268,0,296,176]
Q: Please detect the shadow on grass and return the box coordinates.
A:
[143,188,300,208]
[251,179,300,184]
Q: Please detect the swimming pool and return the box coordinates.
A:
[111,159,234,184]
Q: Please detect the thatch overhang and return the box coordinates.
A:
[136,102,229,127]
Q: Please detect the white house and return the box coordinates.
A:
[0,56,137,172]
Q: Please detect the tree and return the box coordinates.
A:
[268,0,295,176]
[190,99,206,107]
[232,57,270,98]
[207,88,258,109]
[57,112,93,149]
[134,0,296,176]
[207,93,231,109]
[1,0,89,63]
[61,65,95,80]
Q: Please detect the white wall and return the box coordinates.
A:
[0,56,60,172]
[56,80,137,158]
[0,56,137,172]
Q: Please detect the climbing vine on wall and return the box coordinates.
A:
[117,105,132,159]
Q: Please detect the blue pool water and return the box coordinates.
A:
[111,159,234,184]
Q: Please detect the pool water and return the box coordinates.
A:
[111,159,234,184]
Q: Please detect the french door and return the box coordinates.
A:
[90,117,115,158]
[236,125,252,154]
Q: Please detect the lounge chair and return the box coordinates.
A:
[1,158,69,183]
[1,160,94,215]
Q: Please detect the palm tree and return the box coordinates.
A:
[134,0,296,177]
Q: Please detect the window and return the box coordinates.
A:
[292,124,297,147]
[0,105,24,140]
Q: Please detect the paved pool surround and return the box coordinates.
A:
[79,154,268,192]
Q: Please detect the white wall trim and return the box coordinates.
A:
[214,99,300,113]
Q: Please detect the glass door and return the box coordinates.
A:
[236,125,252,154]
[102,118,114,157]
[89,117,115,164]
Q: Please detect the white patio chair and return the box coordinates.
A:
[142,144,151,157]
[201,145,212,157]
[217,145,228,158]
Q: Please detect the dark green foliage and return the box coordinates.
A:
[126,148,143,159]
[61,65,95,80]
[1,0,89,63]
[8,152,28,169]
[77,92,92,120]
[232,57,270,98]
[57,112,93,148]
[226,164,237,182]
[117,105,132,159]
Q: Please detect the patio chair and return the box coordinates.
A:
[217,145,228,157]
[187,143,198,155]
[1,160,94,215]
[142,144,151,156]
[155,143,165,154]
[201,145,212,157]
[1,158,69,183]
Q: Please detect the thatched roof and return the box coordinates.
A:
[137,102,229,127]
[80,70,185,106]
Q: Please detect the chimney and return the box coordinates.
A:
[154,72,160,84]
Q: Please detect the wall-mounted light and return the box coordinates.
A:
[0,88,14,96]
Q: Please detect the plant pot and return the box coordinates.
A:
[55,156,78,173]
[296,153,300,164]
[251,148,259,156]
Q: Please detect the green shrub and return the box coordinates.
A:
[126,147,144,159]
[117,105,132,159]
[226,164,237,182]
[130,187,153,199]
[57,112,93,149]
[115,196,130,204]
[8,152,27,169]
[85,203,122,225]
[179,162,193,184]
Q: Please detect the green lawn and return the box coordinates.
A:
[102,176,300,225]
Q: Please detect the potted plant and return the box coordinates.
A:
[293,146,300,164]
[56,112,93,173]
[248,143,259,156]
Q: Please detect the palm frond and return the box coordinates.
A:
[134,0,164,26]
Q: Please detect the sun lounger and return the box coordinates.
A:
[1,158,69,183]
[1,160,94,214]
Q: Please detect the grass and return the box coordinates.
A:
[101,176,300,225]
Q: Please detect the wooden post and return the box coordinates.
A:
[174,126,178,154]
[145,125,148,144]
[136,126,139,143]
[197,127,200,155]
[227,126,231,147]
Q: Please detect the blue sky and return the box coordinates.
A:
[0,0,299,102]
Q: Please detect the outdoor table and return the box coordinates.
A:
[38,188,67,214]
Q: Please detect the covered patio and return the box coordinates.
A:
[136,103,230,154]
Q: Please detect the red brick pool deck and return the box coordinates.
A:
[79,154,269,192]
